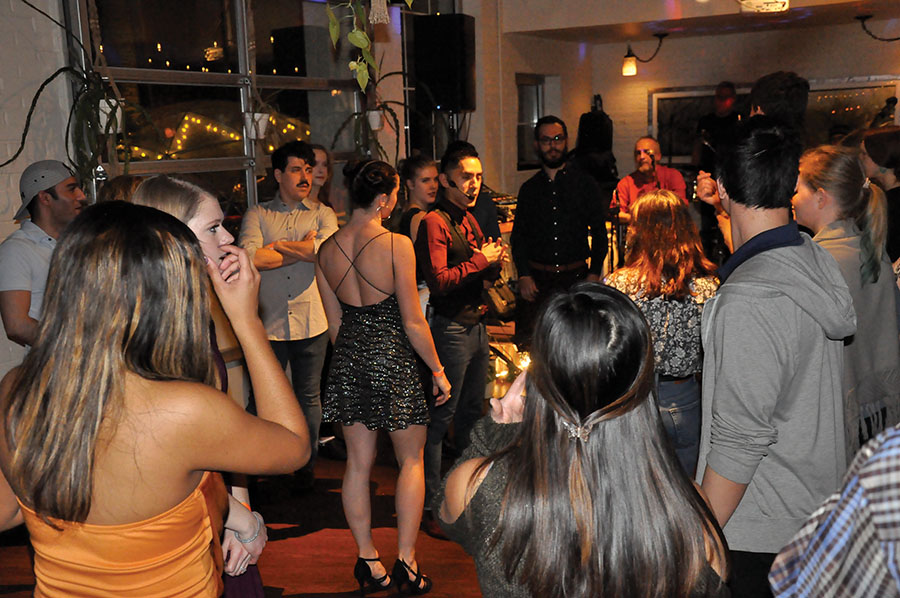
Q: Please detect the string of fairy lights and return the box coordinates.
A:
[102,36,329,161]
[118,112,312,162]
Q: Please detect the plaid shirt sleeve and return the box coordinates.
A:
[769,429,900,598]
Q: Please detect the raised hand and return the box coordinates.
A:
[490,371,526,424]
[206,246,261,328]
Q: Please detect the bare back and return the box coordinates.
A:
[318,225,399,307]
[0,368,304,526]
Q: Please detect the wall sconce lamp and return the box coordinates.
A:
[855,15,900,43]
[622,33,668,77]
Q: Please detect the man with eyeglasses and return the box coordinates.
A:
[510,115,608,348]
[614,135,687,225]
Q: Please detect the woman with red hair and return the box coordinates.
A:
[605,190,718,475]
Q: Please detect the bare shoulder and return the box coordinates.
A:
[124,376,238,425]
[440,457,491,524]
[390,232,415,256]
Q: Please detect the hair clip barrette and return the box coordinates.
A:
[561,420,591,442]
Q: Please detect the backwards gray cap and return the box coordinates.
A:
[16,160,76,220]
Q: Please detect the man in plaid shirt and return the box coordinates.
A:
[769,426,900,598]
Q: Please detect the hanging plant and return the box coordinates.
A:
[325,0,414,91]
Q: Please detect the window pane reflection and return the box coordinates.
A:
[117,84,243,162]
[253,0,361,78]
[258,88,357,156]
[94,0,238,72]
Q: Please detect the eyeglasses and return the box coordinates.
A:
[538,135,567,146]
[634,148,656,157]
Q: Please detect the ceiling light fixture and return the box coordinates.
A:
[622,33,668,77]
[736,0,789,13]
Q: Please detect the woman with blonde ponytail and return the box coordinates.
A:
[792,145,900,458]
[436,283,729,598]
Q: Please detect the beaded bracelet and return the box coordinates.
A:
[233,511,264,544]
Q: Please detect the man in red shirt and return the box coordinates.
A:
[414,145,505,536]
[615,136,687,224]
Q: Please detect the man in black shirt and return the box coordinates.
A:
[511,115,608,347]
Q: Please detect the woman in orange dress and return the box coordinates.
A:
[0,201,309,597]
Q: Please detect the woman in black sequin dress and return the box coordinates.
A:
[315,161,450,595]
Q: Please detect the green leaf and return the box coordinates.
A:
[326,4,340,47]
[347,28,370,50]
[348,60,358,71]
[356,63,369,91]
[352,0,367,30]
[361,47,378,74]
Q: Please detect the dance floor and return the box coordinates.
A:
[0,451,482,597]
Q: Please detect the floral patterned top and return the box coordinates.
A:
[605,269,719,377]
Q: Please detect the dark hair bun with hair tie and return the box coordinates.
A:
[346,160,399,211]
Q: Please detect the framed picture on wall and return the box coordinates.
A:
[650,75,900,165]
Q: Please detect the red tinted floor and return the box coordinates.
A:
[0,451,482,598]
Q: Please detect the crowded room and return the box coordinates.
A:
[2,0,900,596]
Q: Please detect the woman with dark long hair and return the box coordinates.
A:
[792,145,900,456]
[436,283,728,598]
[0,202,309,596]
[316,160,450,596]
[605,189,718,475]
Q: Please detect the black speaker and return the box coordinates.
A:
[413,14,476,113]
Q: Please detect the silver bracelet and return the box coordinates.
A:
[233,511,264,544]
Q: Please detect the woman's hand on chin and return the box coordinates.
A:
[207,246,261,327]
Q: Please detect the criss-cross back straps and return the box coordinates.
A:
[332,231,393,296]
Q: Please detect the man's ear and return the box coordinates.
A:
[717,180,733,214]
[273,169,284,185]
[439,172,451,189]
[36,190,53,207]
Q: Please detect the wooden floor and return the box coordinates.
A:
[0,450,482,598]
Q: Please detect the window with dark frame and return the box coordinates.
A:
[69,0,362,223]
[516,73,544,171]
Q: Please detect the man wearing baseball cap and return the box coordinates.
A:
[0,160,86,346]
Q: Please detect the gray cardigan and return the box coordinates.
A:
[815,219,900,460]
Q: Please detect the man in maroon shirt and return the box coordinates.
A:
[615,136,687,224]
[414,145,505,535]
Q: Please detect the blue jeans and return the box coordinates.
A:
[656,376,701,476]
[424,315,489,506]
[271,333,328,470]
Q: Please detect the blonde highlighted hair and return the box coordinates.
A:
[800,145,888,284]
[4,202,215,524]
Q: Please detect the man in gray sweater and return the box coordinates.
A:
[696,116,857,598]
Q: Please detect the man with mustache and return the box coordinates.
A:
[239,140,338,488]
[510,115,608,348]
[615,135,687,225]
[0,160,86,347]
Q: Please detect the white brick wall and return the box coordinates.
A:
[0,0,70,377]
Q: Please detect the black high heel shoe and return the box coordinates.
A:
[353,556,392,597]
[392,558,433,595]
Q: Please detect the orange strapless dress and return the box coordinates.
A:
[18,471,228,597]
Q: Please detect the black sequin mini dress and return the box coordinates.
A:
[322,233,429,431]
